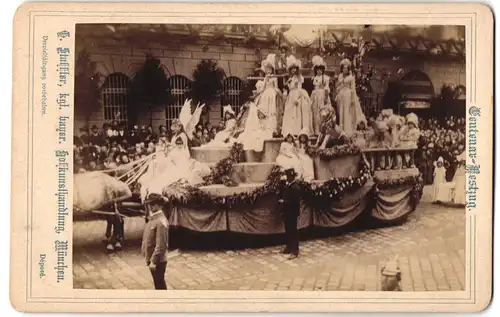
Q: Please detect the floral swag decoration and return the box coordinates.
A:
[166,154,374,209]
[306,143,362,160]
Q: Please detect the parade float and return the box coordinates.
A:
[162,141,423,237]
[73,129,424,249]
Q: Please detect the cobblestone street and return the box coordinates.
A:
[73,189,466,292]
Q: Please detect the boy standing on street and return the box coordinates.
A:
[142,193,169,290]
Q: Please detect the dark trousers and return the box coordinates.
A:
[105,214,124,243]
[149,262,167,290]
[283,213,299,254]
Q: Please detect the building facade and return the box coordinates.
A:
[75,25,466,133]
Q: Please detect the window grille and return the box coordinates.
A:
[102,73,130,126]
[221,76,244,115]
[166,75,192,128]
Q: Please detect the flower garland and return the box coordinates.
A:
[374,173,425,207]
[298,158,371,208]
[373,174,422,189]
[173,166,283,209]
[202,142,245,187]
[167,154,372,210]
[306,143,361,160]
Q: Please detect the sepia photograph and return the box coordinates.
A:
[70,23,469,292]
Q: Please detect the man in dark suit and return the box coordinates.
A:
[278,168,301,259]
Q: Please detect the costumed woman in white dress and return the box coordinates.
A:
[140,120,211,200]
[296,129,315,181]
[281,55,313,137]
[335,58,366,137]
[202,105,238,147]
[138,100,208,201]
[254,54,281,135]
[236,98,274,153]
[310,55,332,135]
[452,152,466,206]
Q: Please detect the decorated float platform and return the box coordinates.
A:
[162,139,423,237]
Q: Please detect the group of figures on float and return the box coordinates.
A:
[137,54,426,202]
[247,53,367,139]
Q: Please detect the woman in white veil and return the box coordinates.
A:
[236,98,273,152]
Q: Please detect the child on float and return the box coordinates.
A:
[276,135,304,178]
[310,55,332,136]
[352,118,368,149]
[295,129,315,182]
[431,156,449,203]
[399,113,421,148]
[281,55,313,137]
[254,54,281,135]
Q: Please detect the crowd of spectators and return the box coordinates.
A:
[73,121,224,173]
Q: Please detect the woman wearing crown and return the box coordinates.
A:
[310,55,332,135]
[335,58,366,137]
[254,54,282,135]
[281,55,313,137]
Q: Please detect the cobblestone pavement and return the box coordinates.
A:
[73,188,466,291]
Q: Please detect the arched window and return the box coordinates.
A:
[166,75,192,128]
[221,76,244,115]
[101,73,130,125]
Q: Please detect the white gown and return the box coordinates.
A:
[237,102,273,152]
[452,165,466,205]
[335,74,366,137]
[202,119,237,147]
[431,166,450,202]
[275,142,304,177]
[295,145,315,181]
[139,133,211,201]
[281,75,313,136]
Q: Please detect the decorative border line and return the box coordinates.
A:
[25,10,476,305]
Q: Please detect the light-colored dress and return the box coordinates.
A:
[281,75,313,136]
[139,133,211,201]
[275,142,303,176]
[236,102,273,152]
[335,74,366,137]
[432,166,449,202]
[310,75,332,135]
[255,76,280,134]
[202,118,237,147]
[296,144,315,181]
[452,163,466,205]
[399,126,421,148]
[352,130,367,148]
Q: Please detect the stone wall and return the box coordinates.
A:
[75,36,466,133]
